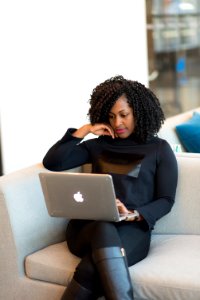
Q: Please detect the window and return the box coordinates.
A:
[146,0,200,117]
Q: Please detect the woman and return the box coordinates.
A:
[43,76,178,300]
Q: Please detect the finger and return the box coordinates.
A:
[125,215,136,222]
[92,123,115,138]
[103,126,115,139]
[116,199,122,206]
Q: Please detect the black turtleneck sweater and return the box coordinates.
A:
[43,129,178,230]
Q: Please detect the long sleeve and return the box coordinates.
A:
[43,128,91,171]
[137,141,178,230]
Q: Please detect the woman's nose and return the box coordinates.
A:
[114,116,122,127]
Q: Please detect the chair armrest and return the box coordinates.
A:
[0,163,81,276]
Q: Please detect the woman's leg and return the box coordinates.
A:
[92,246,134,300]
[66,220,122,255]
[61,254,101,300]
[63,220,150,300]
[63,220,127,299]
[68,220,134,300]
[91,221,151,300]
[61,220,102,299]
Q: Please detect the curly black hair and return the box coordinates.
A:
[88,75,165,142]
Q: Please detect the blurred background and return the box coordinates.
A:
[147,0,200,116]
[0,0,200,175]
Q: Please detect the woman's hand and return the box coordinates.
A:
[116,199,130,214]
[72,123,115,139]
[89,123,115,138]
[116,199,142,222]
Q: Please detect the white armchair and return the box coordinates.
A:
[1,155,200,299]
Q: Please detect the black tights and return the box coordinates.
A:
[66,220,151,293]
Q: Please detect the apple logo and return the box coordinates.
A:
[73,191,84,203]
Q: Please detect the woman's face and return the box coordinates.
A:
[108,94,135,139]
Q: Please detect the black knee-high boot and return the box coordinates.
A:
[61,278,95,300]
[92,247,134,300]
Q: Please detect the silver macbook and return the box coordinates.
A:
[39,172,136,222]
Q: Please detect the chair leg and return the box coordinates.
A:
[92,247,134,300]
[61,278,95,300]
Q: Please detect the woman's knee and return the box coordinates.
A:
[90,221,121,249]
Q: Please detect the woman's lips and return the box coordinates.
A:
[115,128,126,134]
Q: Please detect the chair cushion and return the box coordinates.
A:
[25,235,200,299]
[175,112,200,153]
[131,234,200,300]
[25,241,80,286]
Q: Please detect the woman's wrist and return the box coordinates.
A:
[72,124,91,139]
[134,210,143,221]
[127,210,143,222]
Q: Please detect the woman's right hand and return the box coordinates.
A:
[72,123,115,139]
[89,123,115,138]
[116,199,130,215]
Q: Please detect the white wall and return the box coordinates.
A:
[0,0,148,174]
